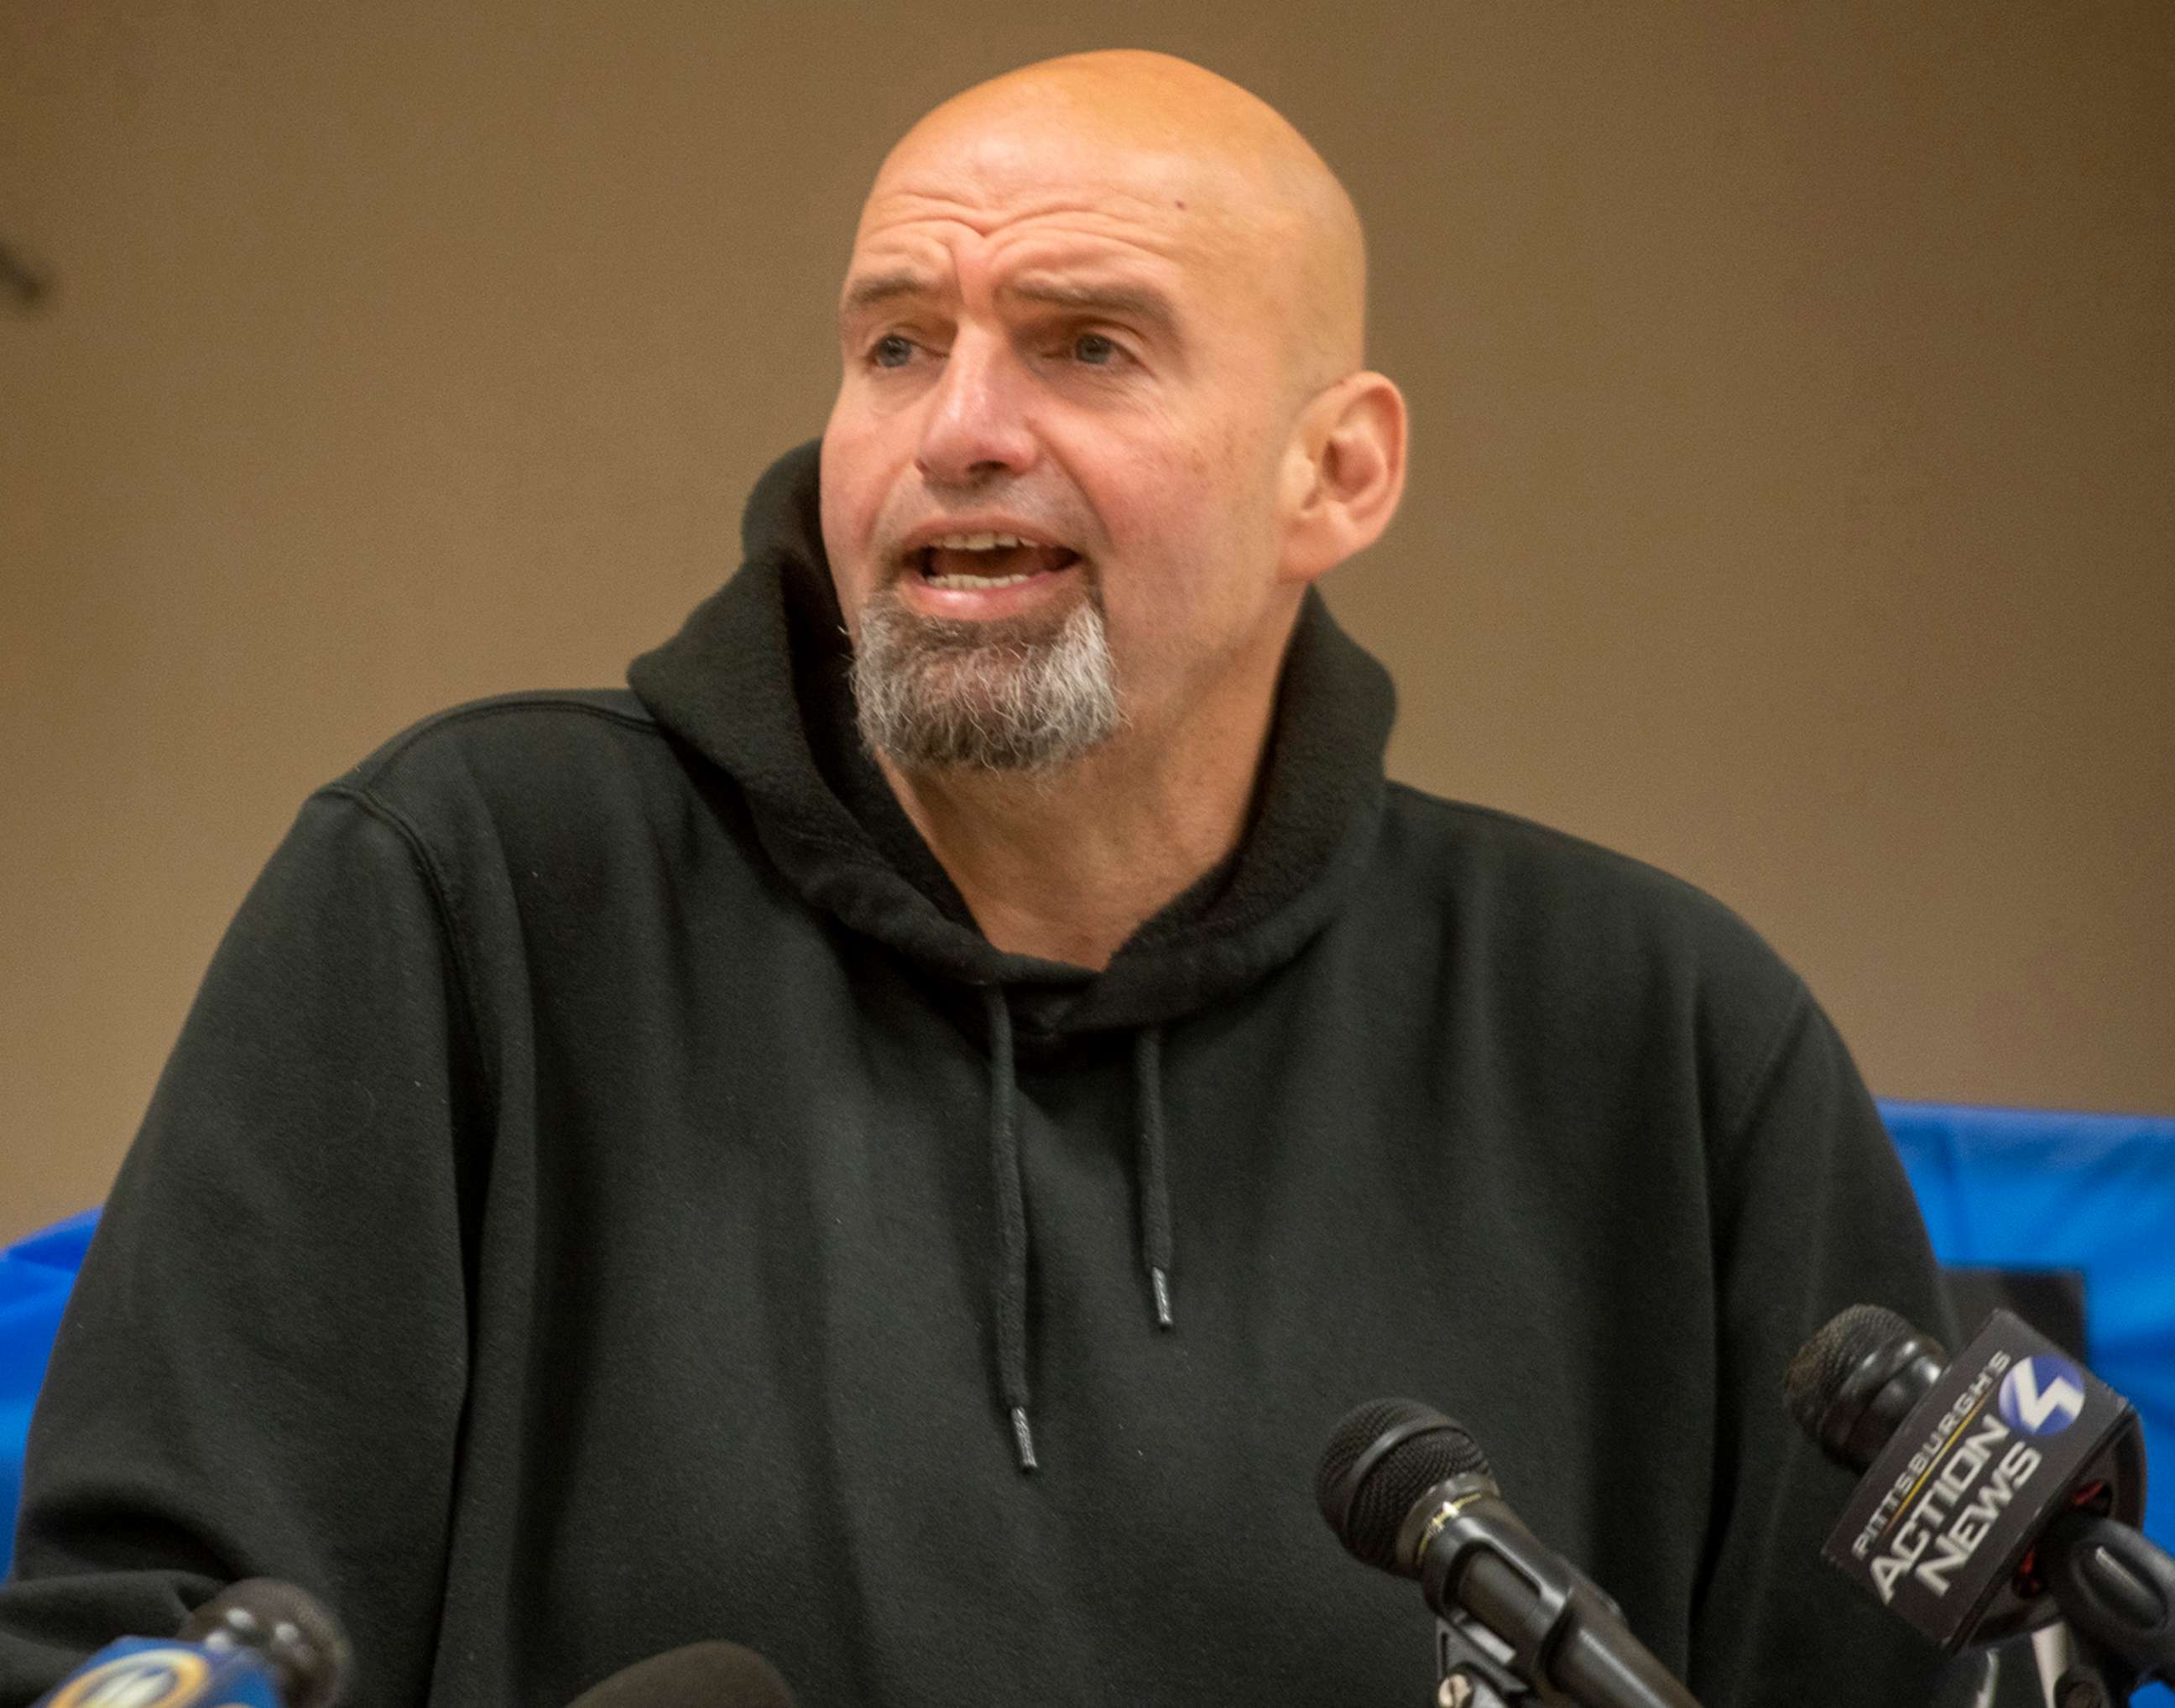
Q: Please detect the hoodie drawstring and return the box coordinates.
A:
[1132,1026,1176,1330]
[983,986,1037,1471]
[982,989,1178,1472]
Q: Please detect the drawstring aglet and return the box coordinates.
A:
[1010,1406,1040,1472]
[1150,1267,1174,1330]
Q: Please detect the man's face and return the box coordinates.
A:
[820,106,1315,770]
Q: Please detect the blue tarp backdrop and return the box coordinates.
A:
[0,1210,98,1583]
[4,1102,2172,1649]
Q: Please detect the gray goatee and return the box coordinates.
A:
[851,586,1122,773]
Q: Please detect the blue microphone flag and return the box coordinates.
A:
[34,1638,283,1708]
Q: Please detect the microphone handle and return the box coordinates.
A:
[1421,1498,1703,1708]
[2042,1511,2175,1694]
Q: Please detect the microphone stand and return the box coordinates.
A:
[2035,1513,2175,1706]
[1432,1615,1525,1708]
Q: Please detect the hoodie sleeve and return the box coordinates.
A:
[1687,988,1974,1707]
[0,788,478,1708]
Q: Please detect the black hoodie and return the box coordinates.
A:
[2,445,1957,1707]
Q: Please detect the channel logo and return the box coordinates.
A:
[1997,1354,2088,1437]
[47,1649,211,1708]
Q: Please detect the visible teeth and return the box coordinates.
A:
[928,572,1035,590]
[931,532,1033,550]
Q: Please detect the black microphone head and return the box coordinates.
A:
[1783,1304,1948,1471]
[567,1642,797,1708]
[178,1580,352,1708]
[1781,1304,1912,1434]
[1316,1398,1494,1573]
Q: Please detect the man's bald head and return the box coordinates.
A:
[858,50,1368,400]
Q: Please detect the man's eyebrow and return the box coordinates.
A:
[839,270,940,320]
[837,271,1182,338]
[1002,279,1179,335]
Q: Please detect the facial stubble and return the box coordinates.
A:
[851,582,1122,774]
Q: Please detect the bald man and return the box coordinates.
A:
[0,52,1959,1708]
[823,51,1401,971]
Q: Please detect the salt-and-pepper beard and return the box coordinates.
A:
[851,585,1123,774]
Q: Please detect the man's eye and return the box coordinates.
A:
[870,334,915,369]
[1072,332,1121,366]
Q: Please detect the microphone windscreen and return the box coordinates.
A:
[566,1642,797,1708]
[1781,1303,1916,1440]
[1316,1398,1493,1570]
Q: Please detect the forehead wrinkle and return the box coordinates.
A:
[873,155,1325,315]
[858,180,1197,257]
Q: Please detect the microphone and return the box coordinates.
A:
[1317,1398,1702,1708]
[564,1642,798,1708]
[34,1580,350,1708]
[1783,1304,2148,1656]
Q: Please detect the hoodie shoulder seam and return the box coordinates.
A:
[348,695,662,785]
[310,780,500,1122]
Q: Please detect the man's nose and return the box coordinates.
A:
[915,333,1038,487]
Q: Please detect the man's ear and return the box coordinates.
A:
[1276,371,1408,585]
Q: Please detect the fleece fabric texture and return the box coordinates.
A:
[1,443,1960,1708]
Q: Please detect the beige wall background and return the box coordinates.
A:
[3,2,2170,1247]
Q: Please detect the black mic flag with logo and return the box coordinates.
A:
[1815,1309,2145,1652]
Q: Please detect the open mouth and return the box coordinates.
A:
[915,533,1082,590]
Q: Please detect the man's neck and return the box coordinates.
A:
[876,678,1276,971]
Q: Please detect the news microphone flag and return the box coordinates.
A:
[1817,1308,2145,1650]
[35,1639,284,1708]
[31,1580,348,1708]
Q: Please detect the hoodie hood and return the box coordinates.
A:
[628,440,1398,1036]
